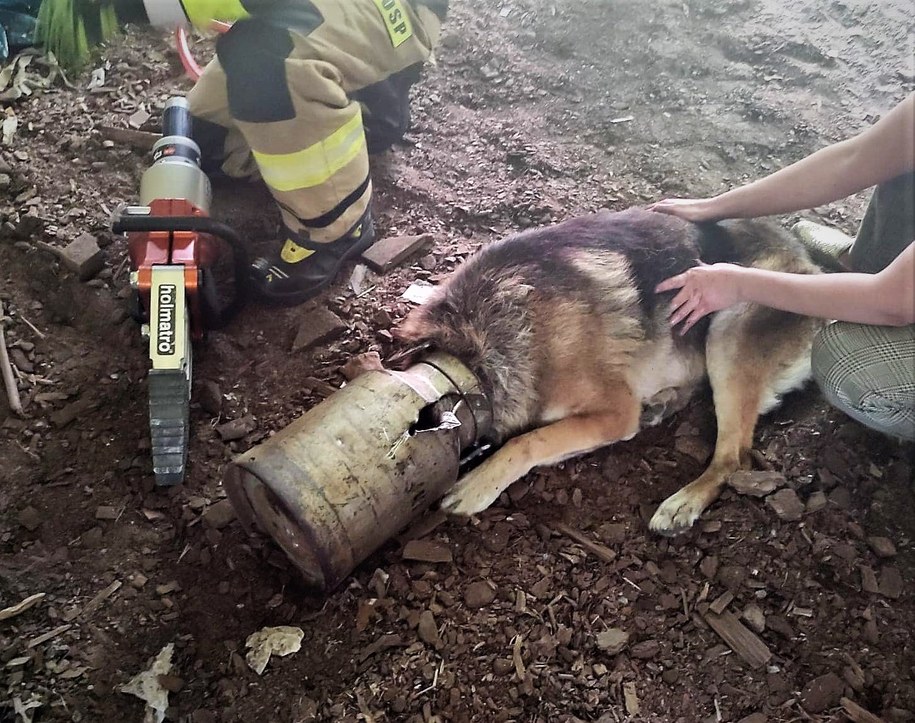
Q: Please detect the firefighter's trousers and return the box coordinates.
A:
[188,0,442,247]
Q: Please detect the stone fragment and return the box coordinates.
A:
[728,470,786,497]
[60,233,105,280]
[157,675,184,693]
[10,348,33,373]
[737,715,767,723]
[718,564,746,592]
[417,610,441,649]
[18,506,41,531]
[464,581,495,609]
[15,214,43,239]
[95,505,119,520]
[51,396,99,427]
[81,526,103,547]
[828,486,851,509]
[741,604,766,634]
[292,308,346,352]
[862,617,878,644]
[661,669,679,685]
[766,488,804,522]
[595,628,629,655]
[215,415,256,442]
[800,672,844,714]
[878,566,903,599]
[361,233,433,273]
[766,615,794,640]
[493,658,513,676]
[806,490,827,513]
[866,536,897,559]
[674,434,712,463]
[630,640,660,659]
[842,664,865,692]
[699,555,719,579]
[198,380,222,416]
[202,499,236,530]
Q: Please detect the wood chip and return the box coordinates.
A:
[840,697,886,723]
[766,488,805,521]
[552,523,617,564]
[623,682,640,716]
[512,634,525,679]
[98,124,160,150]
[702,610,772,669]
[402,539,453,564]
[0,593,45,621]
[728,470,786,497]
[80,580,122,618]
[860,565,880,594]
[361,233,433,273]
[709,590,734,615]
[27,624,72,649]
[95,505,119,520]
[292,308,347,352]
[866,536,897,559]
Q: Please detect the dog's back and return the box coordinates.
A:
[401,208,824,530]
[397,209,713,438]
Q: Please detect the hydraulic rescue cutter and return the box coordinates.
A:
[113,97,248,486]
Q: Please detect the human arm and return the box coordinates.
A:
[650,93,915,222]
[656,241,915,333]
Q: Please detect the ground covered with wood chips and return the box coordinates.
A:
[1,0,914,721]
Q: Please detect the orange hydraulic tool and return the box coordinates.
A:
[113,97,248,485]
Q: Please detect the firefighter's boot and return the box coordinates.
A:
[249,208,375,306]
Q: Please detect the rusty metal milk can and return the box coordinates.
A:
[223,352,491,592]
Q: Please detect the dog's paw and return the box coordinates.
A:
[649,489,705,536]
[439,473,502,517]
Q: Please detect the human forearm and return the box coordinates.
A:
[652,93,915,223]
[657,243,915,332]
[708,141,867,219]
[729,266,909,325]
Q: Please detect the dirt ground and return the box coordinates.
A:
[1,0,914,721]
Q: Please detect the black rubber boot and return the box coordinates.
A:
[249,209,375,306]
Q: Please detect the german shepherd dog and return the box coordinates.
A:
[394,208,823,535]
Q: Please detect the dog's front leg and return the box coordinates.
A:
[441,406,640,516]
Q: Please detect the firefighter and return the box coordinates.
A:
[38,0,448,305]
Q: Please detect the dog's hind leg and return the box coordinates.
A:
[441,387,642,517]
[649,365,759,535]
[649,308,815,536]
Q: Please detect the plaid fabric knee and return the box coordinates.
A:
[812,322,915,441]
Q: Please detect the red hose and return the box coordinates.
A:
[176,22,233,82]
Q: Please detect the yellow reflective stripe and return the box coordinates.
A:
[280,239,314,263]
[180,0,249,28]
[372,0,414,48]
[253,112,366,193]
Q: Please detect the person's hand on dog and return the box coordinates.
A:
[648,198,722,222]
[656,263,743,333]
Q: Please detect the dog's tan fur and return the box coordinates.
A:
[394,208,823,534]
